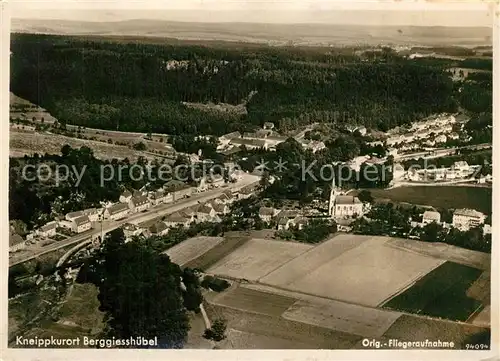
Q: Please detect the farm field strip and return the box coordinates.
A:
[164,236,224,267]
[382,262,483,321]
[209,285,298,317]
[205,303,362,349]
[262,236,444,307]
[182,235,251,270]
[259,234,372,287]
[386,238,490,271]
[282,299,403,338]
[207,238,313,282]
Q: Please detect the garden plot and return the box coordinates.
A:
[165,236,223,267]
[207,238,312,281]
[262,236,444,307]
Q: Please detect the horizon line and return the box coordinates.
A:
[11,17,494,29]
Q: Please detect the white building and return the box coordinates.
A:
[72,215,92,233]
[129,196,151,213]
[196,204,217,222]
[259,207,278,223]
[10,234,26,253]
[164,212,192,228]
[435,134,447,144]
[104,203,130,220]
[119,190,133,203]
[452,209,486,231]
[422,211,441,225]
[149,190,172,205]
[38,221,58,238]
[149,222,170,236]
[328,178,363,218]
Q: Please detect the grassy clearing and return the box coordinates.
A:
[362,186,492,214]
[383,262,483,321]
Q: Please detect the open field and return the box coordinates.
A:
[10,130,156,162]
[259,234,370,287]
[165,236,224,267]
[207,238,313,281]
[183,234,252,270]
[387,238,490,271]
[282,298,402,338]
[383,262,482,321]
[361,186,492,214]
[205,302,362,349]
[261,236,444,307]
[382,314,489,348]
[210,285,297,317]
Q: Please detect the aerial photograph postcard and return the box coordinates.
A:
[5,0,495,353]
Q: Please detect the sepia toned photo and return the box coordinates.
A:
[4,0,497,355]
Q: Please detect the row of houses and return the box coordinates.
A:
[406,161,480,182]
[258,207,309,231]
[421,208,489,233]
[124,189,239,240]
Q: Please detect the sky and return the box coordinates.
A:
[9,0,494,27]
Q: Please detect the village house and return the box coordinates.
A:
[422,211,441,225]
[9,233,26,253]
[219,131,242,147]
[128,195,151,213]
[336,218,354,233]
[122,223,144,239]
[72,215,92,234]
[104,203,130,221]
[330,196,364,218]
[230,138,268,150]
[119,190,133,203]
[277,217,293,231]
[435,134,447,144]
[293,216,309,230]
[196,204,217,222]
[164,212,192,228]
[238,186,254,200]
[453,161,471,176]
[149,190,172,205]
[149,222,170,237]
[258,207,278,223]
[164,180,193,201]
[483,224,492,236]
[263,122,275,130]
[452,208,486,231]
[212,202,230,215]
[275,209,299,230]
[301,140,326,153]
[38,221,58,238]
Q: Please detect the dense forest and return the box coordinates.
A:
[11,34,460,136]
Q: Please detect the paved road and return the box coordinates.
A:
[9,175,259,267]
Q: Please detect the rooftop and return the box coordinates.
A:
[107,203,130,214]
[334,195,362,205]
[66,210,84,219]
[149,222,168,234]
[423,211,441,221]
[40,221,57,232]
[10,233,24,247]
[131,195,150,206]
[74,215,91,226]
[166,212,189,223]
[454,208,485,218]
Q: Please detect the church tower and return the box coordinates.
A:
[328,175,340,217]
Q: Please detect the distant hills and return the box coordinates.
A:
[11,19,492,47]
